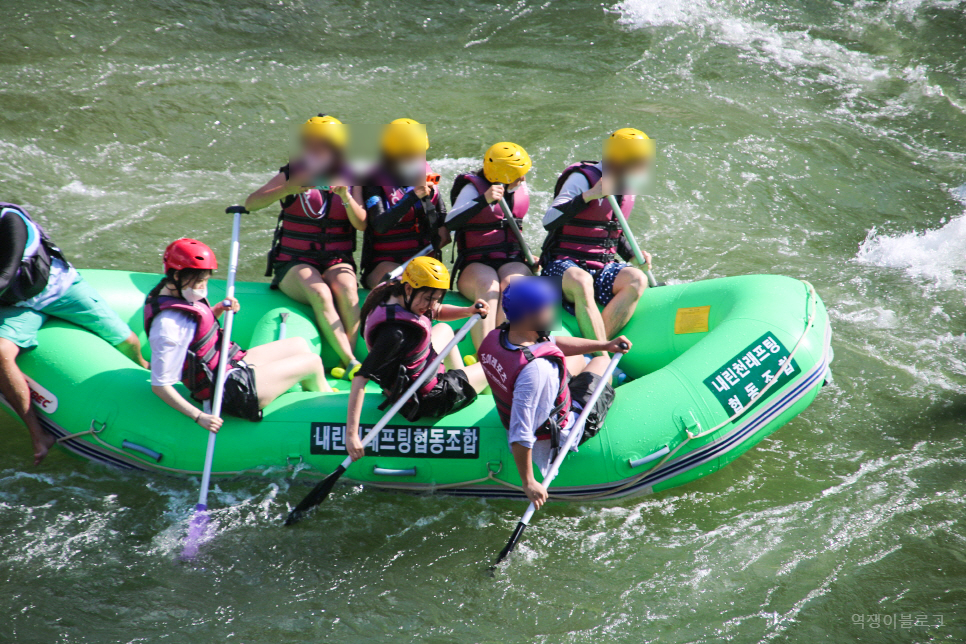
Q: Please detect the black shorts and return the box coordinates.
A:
[270,256,356,289]
[451,254,526,288]
[568,370,616,442]
[416,368,478,419]
[222,362,263,422]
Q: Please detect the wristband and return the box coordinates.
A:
[194,410,202,424]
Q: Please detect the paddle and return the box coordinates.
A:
[492,344,627,568]
[497,196,539,273]
[285,305,485,526]
[182,204,246,560]
[383,244,434,283]
[606,194,658,288]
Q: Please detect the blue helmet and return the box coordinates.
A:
[502,277,561,323]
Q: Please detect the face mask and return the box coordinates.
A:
[182,286,207,303]
[398,159,426,185]
[623,170,653,195]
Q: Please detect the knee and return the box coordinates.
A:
[622,268,647,297]
[332,279,359,306]
[308,283,335,307]
[292,336,312,354]
[565,270,594,300]
[0,339,19,363]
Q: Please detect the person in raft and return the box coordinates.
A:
[445,142,534,350]
[0,202,148,464]
[245,115,366,379]
[145,238,331,432]
[541,128,656,343]
[359,118,448,288]
[345,256,489,460]
[479,277,631,509]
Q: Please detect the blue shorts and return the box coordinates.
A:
[0,274,133,349]
[543,259,629,315]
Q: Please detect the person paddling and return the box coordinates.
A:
[245,115,366,378]
[145,239,331,431]
[346,257,488,460]
[541,128,656,343]
[0,203,148,464]
[446,142,534,350]
[360,118,448,288]
[479,277,631,509]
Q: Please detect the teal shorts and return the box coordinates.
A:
[0,274,133,350]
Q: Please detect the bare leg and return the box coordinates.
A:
[0,339,53,465]
[456,361,489,392]
[116,332,148,368]
[495,261,532,327]
[581,355,614,382]
[457,262,500,350]
[247,337,330,405]
[278,263,354,364]
[364,261,400,289]
[431,324,461,370]
[323,264,360,363]
[602,266,647,339]
[561,266,607,343]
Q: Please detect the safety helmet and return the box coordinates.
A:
[163,239,217,272]
[603,128,655,165]
[301,114,347,149]
[400,256,450,290]
[482,142,532,185]
[502,277,561,323]
[381,118,430,158]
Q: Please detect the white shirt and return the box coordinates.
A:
[506,337,578,476]
[149,309,196,387]
[542,163,599,229]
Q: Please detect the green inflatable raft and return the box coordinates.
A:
[1,269,832,501]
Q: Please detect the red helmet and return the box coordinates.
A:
[163,238,217,272]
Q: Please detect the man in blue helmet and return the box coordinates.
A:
[479,277,631,509]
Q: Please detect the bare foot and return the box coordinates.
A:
[31,428,55,466]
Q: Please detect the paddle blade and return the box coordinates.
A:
[284,464,347,526]
[491,521,527,570]
[181,503,210,560]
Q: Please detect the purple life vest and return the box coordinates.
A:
[541,161,635,271]
[449,172,530,264]
[478,326,571,441]
[361,162,440,268]
[144,295,247,402]
[362,303,443,397]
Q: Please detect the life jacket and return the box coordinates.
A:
[449,172,529,264]
[478,326,572,446]
[362,303,443,399]
[361,162,440,267]
[266,167,356,275]
[541,161,634,271]
[144,295,247,402]
[0,203,67,305]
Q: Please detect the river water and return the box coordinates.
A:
[1,0,965,642]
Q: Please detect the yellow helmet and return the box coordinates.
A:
[401,256,450,290]
[483,142,532,185]
[301,114,347,149]
[381,118,430,158]
[603,128,655,165]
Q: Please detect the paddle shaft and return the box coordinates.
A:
[385,244,434,282]
[606,195,657,288]
[196,207,244,510]
[285,310,484,524]
[494,347,626,565]
[279,312,289,341]
[497,197,538,272]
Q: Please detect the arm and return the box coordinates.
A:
[512,442,546,509]
[508,359,560,509]
[344,375,368,461]
[363,185,420,234]
[332,185,367,230]
[0,211,28,295]
[543,172,593,231]
[151,384,222,432]
[245,171,305,212]
[445,182,493,230]
[211,297,240,321]
[435,300,488,322]
[553,335,632,357]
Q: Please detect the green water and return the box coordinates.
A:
[2,0,965,641]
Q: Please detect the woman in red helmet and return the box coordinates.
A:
[245,115,366,378]
[144,238,331,432]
